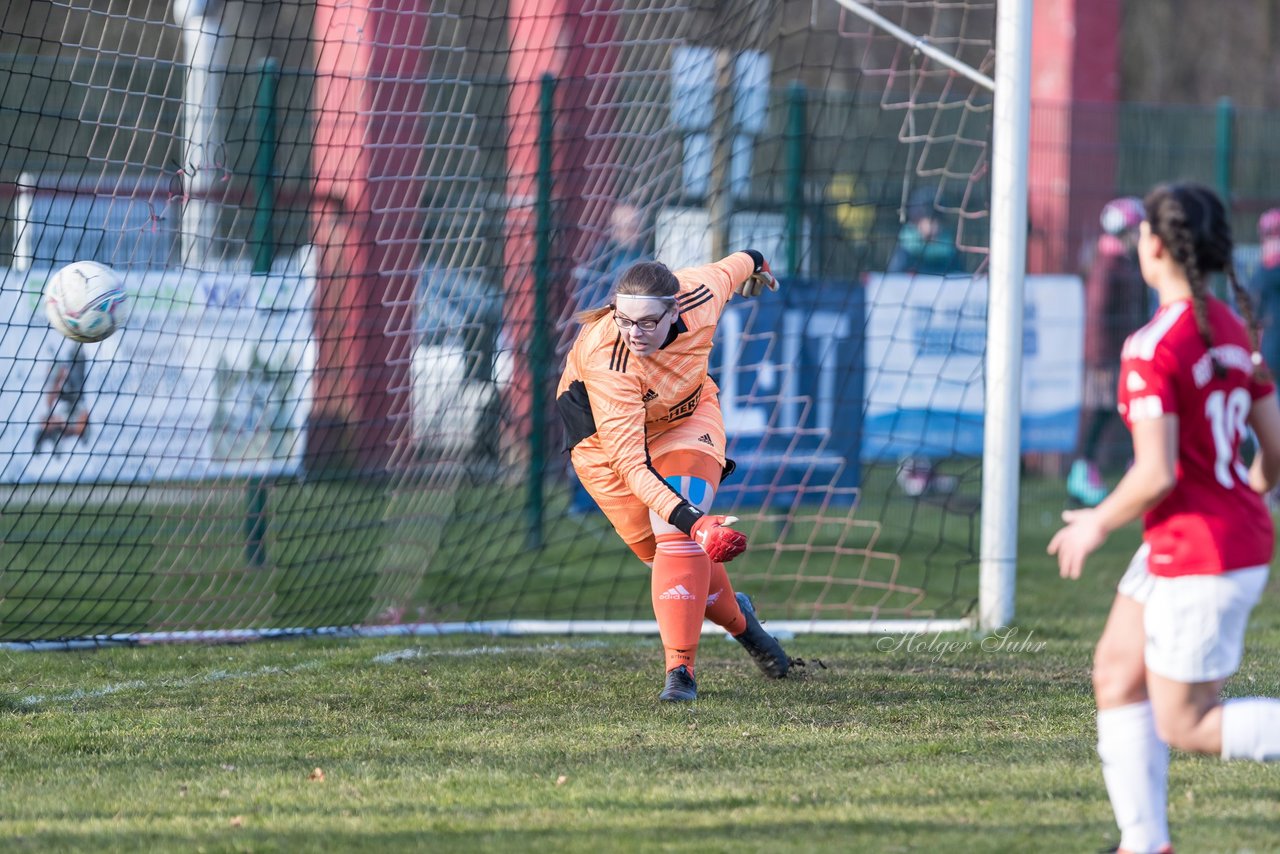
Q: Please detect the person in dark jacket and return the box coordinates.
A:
[887,186,960,276]
[1068,196,1148,507]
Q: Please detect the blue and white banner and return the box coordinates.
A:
[862,273,1084,460]
[711,288,864,508]
[0,267,313,483]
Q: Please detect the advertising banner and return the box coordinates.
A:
[862,273,1084,460]
[0,267,313,483]
[711,285,864,508]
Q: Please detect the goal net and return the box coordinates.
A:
[0,0,1028,644]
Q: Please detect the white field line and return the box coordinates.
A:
[16,640,621,706]
[371,639,613,664]
[18,660,322,708]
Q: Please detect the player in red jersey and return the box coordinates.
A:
[557,253,790,702]
[1050,183,1280,853]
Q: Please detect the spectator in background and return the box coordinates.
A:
[1249,207,1280,380]
[1068,196,1148,508]
[34,337,90,455]
[891,186,960,498]
[572,202,648,313]
[887,186,960,276]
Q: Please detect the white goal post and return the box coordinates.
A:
[829,0,1030,633]
[980,0,1032,631]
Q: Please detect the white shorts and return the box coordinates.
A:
[1117,544,1269,683]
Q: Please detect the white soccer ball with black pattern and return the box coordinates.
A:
[43,260,129,343]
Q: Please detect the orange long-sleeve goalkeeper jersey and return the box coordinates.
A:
[555,252,758,524]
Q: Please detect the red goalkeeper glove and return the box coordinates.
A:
[736,258,779,298]
[690,514,748,562]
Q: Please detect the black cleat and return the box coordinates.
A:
[733,592,790,678]
[659,664,697,702]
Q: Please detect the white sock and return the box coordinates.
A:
[1097,702,1170,853]
[1221,697,1280,761]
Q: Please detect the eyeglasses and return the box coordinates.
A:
[613,313,668,332]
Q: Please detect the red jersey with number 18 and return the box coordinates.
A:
[1117,296,1275,576]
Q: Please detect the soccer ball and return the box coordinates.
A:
[44,261,129,343]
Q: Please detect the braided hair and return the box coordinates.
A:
[1142,182,1266,381]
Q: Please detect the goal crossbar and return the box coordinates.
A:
[830,0,996,91]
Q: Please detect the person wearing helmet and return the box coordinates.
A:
[1069,196,1149,508]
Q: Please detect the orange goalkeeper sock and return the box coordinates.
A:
[703,561,747,636]
[652,533,711,673]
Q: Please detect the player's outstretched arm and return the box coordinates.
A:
[734,250,779,298]
[1248,392,1280,493]
[1049,415,1177,579]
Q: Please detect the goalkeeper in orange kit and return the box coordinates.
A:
[556,250,790,702]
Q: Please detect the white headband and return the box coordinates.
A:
[615,294,676,310]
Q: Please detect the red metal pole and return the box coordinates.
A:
[310,0,429,473]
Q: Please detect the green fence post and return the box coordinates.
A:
[1216,96,1234,207]
[247,57,279,567]
[245,480,268,567]
[785,82,807,276]
[252,57,280,275]
[1215,96,1235,299]
[527,73,555,550]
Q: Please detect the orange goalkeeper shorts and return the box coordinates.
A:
[572,394,727,562]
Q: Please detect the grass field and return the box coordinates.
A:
[2,499,1279,852]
